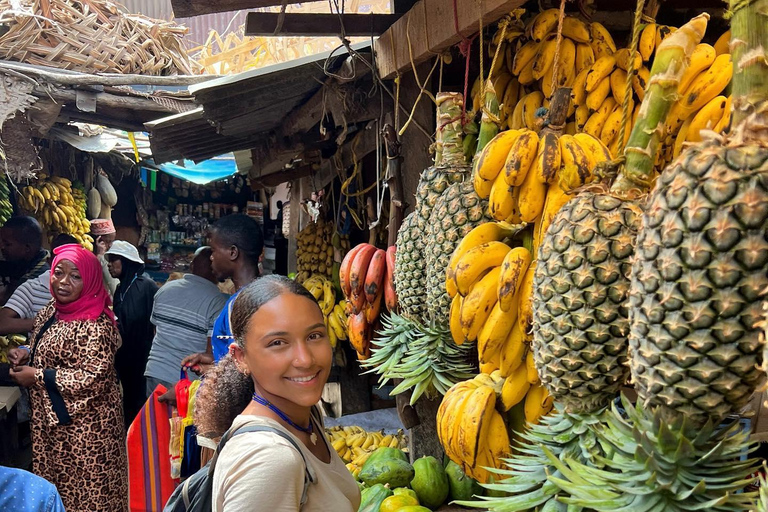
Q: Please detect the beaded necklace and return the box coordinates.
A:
[252,393,317,445]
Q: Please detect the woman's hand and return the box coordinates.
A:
[181,353,214,375]
[9,366,36,388]
[7,347,29,366]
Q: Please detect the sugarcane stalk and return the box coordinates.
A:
[436,92,466,168]
[475,80,502,153]
[611,14,709,195]
[729,0,768,125]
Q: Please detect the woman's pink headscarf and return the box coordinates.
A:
[50,244,115,324]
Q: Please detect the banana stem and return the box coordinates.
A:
[611,14,709,195]
[436,92,466,168]
[475,79,502,154]
[729,0,768,126]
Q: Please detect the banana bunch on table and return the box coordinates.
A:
[326,425,408,477]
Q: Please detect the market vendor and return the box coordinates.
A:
[89,218,119,297]
[0,216,48,307]
[181,214,263,374]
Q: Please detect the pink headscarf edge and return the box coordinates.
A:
[50,244,115,324]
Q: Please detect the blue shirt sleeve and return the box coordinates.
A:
[212,291,239,362]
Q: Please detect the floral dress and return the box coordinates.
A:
[28,302,128,512]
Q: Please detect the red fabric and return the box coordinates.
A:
[128,385,177,512]
[50,243,115,324]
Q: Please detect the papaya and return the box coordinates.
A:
[445,460,482,501]
[359,458,415,488]
[361,446,408,475]
[410,456,449,509]
[358,483,393,512]
[395,507,432,512]
[393,488,419,501]
[379,494,419,512]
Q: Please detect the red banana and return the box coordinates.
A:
[364,288,383,324]
[384,246,398,311]
[349,244,377,297]
[340,244,364,299]
[364,249,387,304]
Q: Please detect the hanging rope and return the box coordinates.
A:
[549,0,568,99]
[617,0,647,154]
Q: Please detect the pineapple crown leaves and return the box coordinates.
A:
[363,313,475,405]
[545,394,760,512]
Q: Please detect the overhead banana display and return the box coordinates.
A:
[300,274,348,349]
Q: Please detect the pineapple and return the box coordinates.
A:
[531,17,708,414]
[425,179,489,322]
[394,93,465,323]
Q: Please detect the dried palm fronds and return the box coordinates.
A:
[0,0,192,75]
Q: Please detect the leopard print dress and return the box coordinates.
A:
[28,302,128,512]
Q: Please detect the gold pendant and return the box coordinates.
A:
[310,432,318,445]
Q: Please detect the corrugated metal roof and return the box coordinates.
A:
[146,42,370,164]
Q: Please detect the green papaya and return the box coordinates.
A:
[361,446,408,474]
[394,507,431,512]
[358,483,392,512]
[409,456,449,509]
[393,488,418,501]
[445,460,481,501]
[379,494,419,512]
[359,458,415,488]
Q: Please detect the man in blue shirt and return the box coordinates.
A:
[182,214,263,373]
[0,466,65,512]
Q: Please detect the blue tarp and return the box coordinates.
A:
[142,155,238,185]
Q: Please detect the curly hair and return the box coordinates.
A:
[194,275,319,440]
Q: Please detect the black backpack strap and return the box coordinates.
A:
[210,424,317,506]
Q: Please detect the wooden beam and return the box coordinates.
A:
[245,13,402,37]
[172,0,312,17]
[0,61,216,86]
[42,88,181,114]
[374,0,526,79]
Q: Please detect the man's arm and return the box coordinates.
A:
[0,307,34,335]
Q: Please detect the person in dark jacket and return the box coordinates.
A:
[105,240,158,428]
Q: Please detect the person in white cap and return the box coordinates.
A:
[89,218,119,296]
[105,241,158,429]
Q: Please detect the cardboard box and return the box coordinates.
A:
[0,386,21,413]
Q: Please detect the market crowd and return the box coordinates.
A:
[0,213,360,512]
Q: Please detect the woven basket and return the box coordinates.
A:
[0,0,192,75]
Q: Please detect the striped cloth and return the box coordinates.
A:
[127,385,177,512]
[4,270,52,320]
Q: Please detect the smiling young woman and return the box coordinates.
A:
[193,275,360,512]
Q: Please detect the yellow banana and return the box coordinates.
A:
[571,68,589,109]
[454,242,511,297]
[655,25,677,51]
[511,39,541,75]
[583,96,617,140]
[713,95,732,133]
[520,91,545,132]
[524,385,554,425]
[509,97,525,129]
[460,266,502,342]
[585,55,616,93]
[501,364,531,411]
[554,38,577,89]
[532,34,558,80]
[575,104,590,131]
[613,48,642,73]
[504,187,523,224]
[687,95,728,142]
[561,16,590,43]
[485,410,510,470]
[533,131,561,184]
[585,75,612,111]
[332,438,347,452]
[541,63,556,99]
[681,53,732,113]
[497,246,533,312]
[478,299,517,363]
[559,134,594,191]
[491,72,513,102]
[517,60,537,85]
[501,79,521,119]
[574,43,595,75]
[600,104,626,146]
[530,9,559,41]
[609,68,628,105]
[476,130,522,181]
[517,262,537,333]
[489,172,516,222]
[526,349,541,385]
[573,132,613,166]
[589,22,617,55]
[673,115,694,159]
[499,321,526,377]
[448,221,520,281]
[713,30,730,56]
[534,180,571,253]
[503,130,539,187]
[639,23,656,61]
[450,294,466,345]
[678,43,717,94]
[632,66,651,100]
[517,164,547,223]
[473,171,494,200]
[41,186,51,201]
[456,385,496,475]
